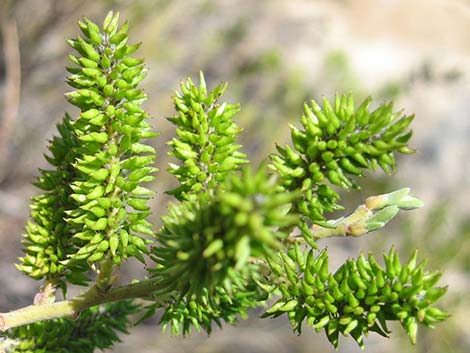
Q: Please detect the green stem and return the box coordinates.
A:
[310,205,371,239]
[291,188,422,241]
[95,257,115,291]
[0,278,161,331]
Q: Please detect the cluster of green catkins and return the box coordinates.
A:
[16,116,87,288]
[4,12,449,353]
[167,74,248,201]
[18,11,156,291]
[263,247,447,348]
[150,167,299,334]
[270,95,414,237]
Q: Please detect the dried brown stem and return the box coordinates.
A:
[0,3,21,182]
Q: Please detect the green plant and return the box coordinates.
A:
[0,12,448,352]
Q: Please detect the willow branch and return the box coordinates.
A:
[294,188,424,241]
[0,278,161,331]
[0,5,21,182]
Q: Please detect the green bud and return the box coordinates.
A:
[78,37,100,61]
[110,22,128,45]
[280,300,298,312]
[79,57,98,69]
[234,236,250,269]
[91,218,108,231]
[312,315,330,329]
[343,319,358,335]
[339,157,362,175]
[87,185,105,200]
[87,251,104,262]
[91,168,109,181]
[104,11,120,34]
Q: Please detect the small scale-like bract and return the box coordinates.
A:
[1,11,449,353]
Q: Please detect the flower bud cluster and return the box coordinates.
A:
[18,12,157,287]
[17,117,87,287]
[159,282,267,335]
[263,247,448,348]
[167,73,248,200]
[65,12,157,267]
[149,168,298,333]
[151,168,298,294]
[270,94,414,240]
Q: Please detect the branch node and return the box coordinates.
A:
[71,311,80,320]
[0,314,6,331]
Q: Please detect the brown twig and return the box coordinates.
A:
[0,2,21,183]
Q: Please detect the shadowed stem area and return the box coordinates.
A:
[0,278,161,331]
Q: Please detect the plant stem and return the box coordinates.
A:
[95,257,115,291]
[0,278,161,331]
[310,205,371,239]
[290,188,422,241]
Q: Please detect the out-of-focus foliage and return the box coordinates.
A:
[151,168,299,296]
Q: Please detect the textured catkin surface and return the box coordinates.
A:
[0,0,468,352]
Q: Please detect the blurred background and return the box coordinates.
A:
[0,0,469,352]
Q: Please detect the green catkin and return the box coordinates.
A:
[269,93,415,243]
[18,12,157,289]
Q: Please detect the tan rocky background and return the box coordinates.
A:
[0,0,468,352]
